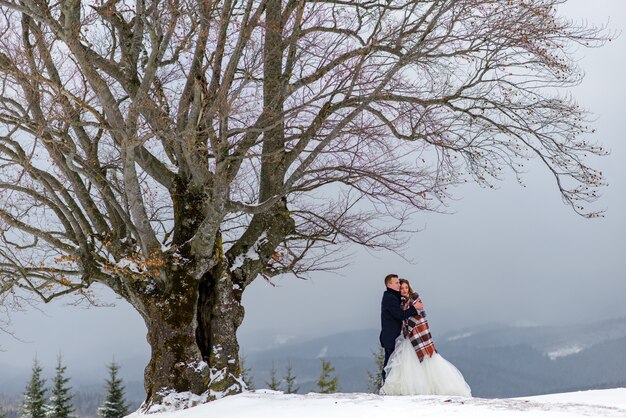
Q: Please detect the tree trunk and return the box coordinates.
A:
[142,277,208,405]
[197,265,246,397]
[140,261,245,409]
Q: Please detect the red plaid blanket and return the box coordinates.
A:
[402,294,437,361]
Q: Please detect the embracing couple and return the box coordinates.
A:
[379,274,471,396]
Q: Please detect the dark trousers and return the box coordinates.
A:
[382,344,395,383]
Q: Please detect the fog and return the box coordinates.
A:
[1,0,625,376]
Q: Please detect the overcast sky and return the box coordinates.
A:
[1,0,625,375]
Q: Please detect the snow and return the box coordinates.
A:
[230,232,267,272]
[186,361,208,373]
[128,388,626,418]
[518,389,626,410]
[143,391,209,414]
[230,255,245,271]
[546,345,584,360]
[275,334,296,345]
[116,258,144,274]
[316,346,328,358]
[446,332,473,342]
[513,320,539,328]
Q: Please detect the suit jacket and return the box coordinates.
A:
[379,287,418,348]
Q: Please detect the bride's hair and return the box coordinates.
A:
[399,278,417,299]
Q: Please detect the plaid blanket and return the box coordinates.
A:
[401,294,437,361]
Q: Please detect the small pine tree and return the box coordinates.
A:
[315,359,338,394]
[265,362,281,390]
[97,362,129,418]
[283,361,299,394]
[21,358,47,418]
[367,346,385,393]
[48,355,74,418]
[240,355,254,390]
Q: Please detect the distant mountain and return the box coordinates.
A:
[2,317,625,417]
[0,363,25,395]
[244,317,626,397]
[438,316,626,355]
[244,328,381,392]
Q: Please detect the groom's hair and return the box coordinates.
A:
[384,274,398,286]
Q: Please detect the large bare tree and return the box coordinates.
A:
[0,0,608,409]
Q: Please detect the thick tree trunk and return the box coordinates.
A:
[139,262,245,409]
[141,268,208,405]
[143,297,208,404]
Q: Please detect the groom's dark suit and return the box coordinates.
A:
[380,287,418,381]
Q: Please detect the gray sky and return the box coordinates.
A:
[1,0,625,374]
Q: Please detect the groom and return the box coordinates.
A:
[380,273,424,382]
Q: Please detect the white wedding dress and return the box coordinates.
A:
[380,334,472,396]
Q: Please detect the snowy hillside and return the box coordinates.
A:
[242,319,626,396]
[129,389,626,418]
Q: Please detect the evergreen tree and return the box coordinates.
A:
[240,355,254,390]
[97,362,129,418]
[265,362,281,390]
[284,361,299,394]
[48,355,74,418]
[21,358,47,418]
[367,347,385,393]
[315,359,338,394]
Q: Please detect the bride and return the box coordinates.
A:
[380,278,471,396]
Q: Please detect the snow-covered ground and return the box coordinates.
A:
[130,388,626,418]
[546,344,585,360]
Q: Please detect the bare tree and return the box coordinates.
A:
[0,0,609,409]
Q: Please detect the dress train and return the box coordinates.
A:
[380,335,471,396]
